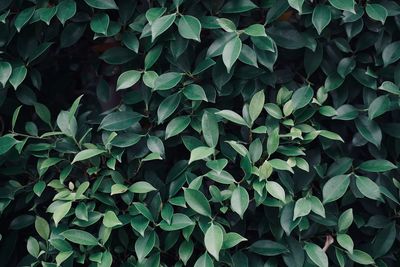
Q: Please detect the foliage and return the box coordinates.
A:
[0,0,399,266]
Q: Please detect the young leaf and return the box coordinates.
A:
[103,211,122,228]
[230,186,249,219]
[72,149,106,164]
[249,90,265,124]
[204,224,224,260]
[222,36,242,73]
[215,110,247,126]
[188,146,214,164]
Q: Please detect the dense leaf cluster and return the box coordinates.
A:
[0,0,399,266]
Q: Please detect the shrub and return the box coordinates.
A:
[0,0,399,266]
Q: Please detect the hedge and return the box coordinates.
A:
[0,0,399,266]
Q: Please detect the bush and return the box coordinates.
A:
[0,0,399,266]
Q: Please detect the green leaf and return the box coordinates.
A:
[206,170,236,184]
[53,201,72,226]
[265,103,283,119]
[366,4,388,24]
[178,15,201,41]
[309,196,325,217]
[204,224,224,260]
[14,7,35,32]
[159,213,195,231]
[144,45,162,70]
[179,240,194,265]
[288,0,305,13]
[319,130,344,142]
[165,116,191,139]
[135,231,156,262]
[355,175,381,200]
[337,234,353,254]
[221,0,257,13]
[222,232,247,249]
[103,211,122,228]
[146,7,166,24]
[266,181,286,202]
[99,47,135,64]
[304,243,328,267]
[293,197,311,220]
[222,36,242,73]
[151,14,176,41]
[355,116,382,148]
[0,136,18,155]
[312,5,331,35]
[215,110,247,126]
[194,253,214,267]
[129,181,157,193]
[27,237,39,258]
[248,240,289,256]
[291,85,313,110]
[347,250,375,265]
[72,149,106,163]
[337,57,356,78]
[368,95,391,119]
[57,0,76,25]
[84,0,118,10]
[249,90,265,124]
[99,111,142,131]
[244,24,266,36]
[188,146,214,164]
[358,159,396,172]
[216,18,236,32]
[230,186,249,219]
[382,41,400,67]
[183,84,208,101]
[35,216,50,240]
[267,128,279,155]
[9,65,27,90]
[111,184,128,195]
[269,159,294,173]
[372,223,396,258]
[379,81,400,95]
[33,181,46,196]
[322,175,350,204]
[202,112,219,147]
[184,188,211,217]
[157,93,181,124]
[116,70,141,90]
[154,72,182,91]
[62,229,99,246]
[206,159,228,174]
[338,208,353,232]
[34,103,52,126]
[328,0,354,12]
[90,13,109,34]
[0,61,12,87]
